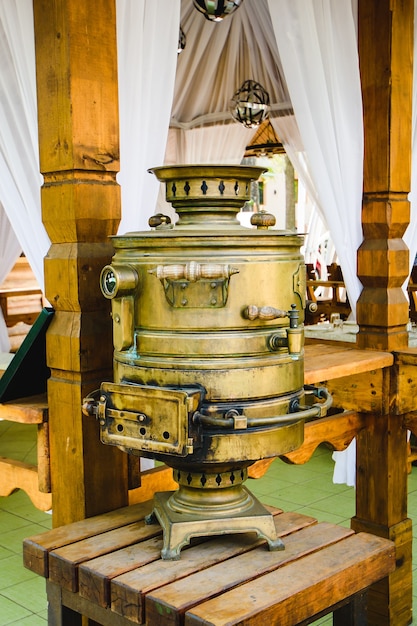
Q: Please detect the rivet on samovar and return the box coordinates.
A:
[83,165,331,560]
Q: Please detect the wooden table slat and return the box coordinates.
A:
[146,522,354,626]
[23,500,153,577]
[23,499,396,626]
[110,511,317,623]
[49,517,162,593]
[304,344,393,385]
[183,533,395,626]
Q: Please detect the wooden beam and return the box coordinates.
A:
[354,2,414,622]
[356,0,413,351]
[33,0,128,528]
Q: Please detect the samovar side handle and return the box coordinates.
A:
[193,386,332,430]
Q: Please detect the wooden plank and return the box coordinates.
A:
[304,344,393,385]
[325,368,389,413]
[23,500,153,577]
[111,511,316,624]
[37,422,51,493]
[146,523,355,626]
[49,517,162,593]
[0,287,43,297]
[82,509,304,610]
[0,394,48,424]
[392,347,417,365]
[393,361,417,415]
[58,584,134,626]
[80,534,164,608]
[183,533,395,626]
[0,457,52,511]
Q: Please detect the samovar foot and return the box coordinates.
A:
[151,489,284,560]
[144,510,158,525]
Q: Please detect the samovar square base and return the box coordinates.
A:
[146,490,285,560]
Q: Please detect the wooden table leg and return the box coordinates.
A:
[352,412,412,626]
[47,581,82,626]
[333,591,367,626]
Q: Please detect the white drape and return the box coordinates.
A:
[0,0,51,351]
[404,0,417,276]
[0,0,50,289]
[164,0,290,168]
[165,124,253,165]
[268,0,363,322]
[116,0,181,234]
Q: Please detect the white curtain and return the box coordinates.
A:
[0,0,50,289]
[268,0,363,487]
[116,0,181,235]
[165,124,253,165]
[268,0,363,322]
[404,0,417,276]
[164,0,290,168]
[0,0,51,352]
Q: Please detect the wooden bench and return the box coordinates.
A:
[0,308,54,511]
[23,500,395,626]
[0,393,51,511]
[0,256,45,351]
[0,287,45,328]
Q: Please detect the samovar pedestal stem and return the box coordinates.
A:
[145,467,284,560]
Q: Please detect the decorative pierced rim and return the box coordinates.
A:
[149,165,265,224]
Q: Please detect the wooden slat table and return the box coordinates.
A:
[0,393,51,511]
[23,500,395,626]
[304,342,394,385]
[250,343,394,473]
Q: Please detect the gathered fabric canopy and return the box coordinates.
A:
[0,0,376,330]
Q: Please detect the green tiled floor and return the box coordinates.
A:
[0,421,52,625]
[0,423,416,624]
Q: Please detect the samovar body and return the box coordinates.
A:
[89,165,329,559]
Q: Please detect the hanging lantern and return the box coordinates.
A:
[193,0,244,22]
[230,79,270,129]
[178,26,186,54]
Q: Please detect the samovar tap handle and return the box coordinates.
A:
[243,305,288,320]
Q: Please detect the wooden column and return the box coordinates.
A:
[33,0,128,527]
[353,2,414,623]
[356,0,413,351]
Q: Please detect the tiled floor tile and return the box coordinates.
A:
[0,594,32,625]
[1,577,47,614]
[9,616,47,625]
[0,524,51,555]
[0,555,36,589]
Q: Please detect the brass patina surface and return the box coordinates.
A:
[92,165,318,559]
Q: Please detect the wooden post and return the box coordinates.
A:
[33,0,128,528]
[356,0,413,352]
[353,1,414,623]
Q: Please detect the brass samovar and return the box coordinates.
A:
[84,165,331,560]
